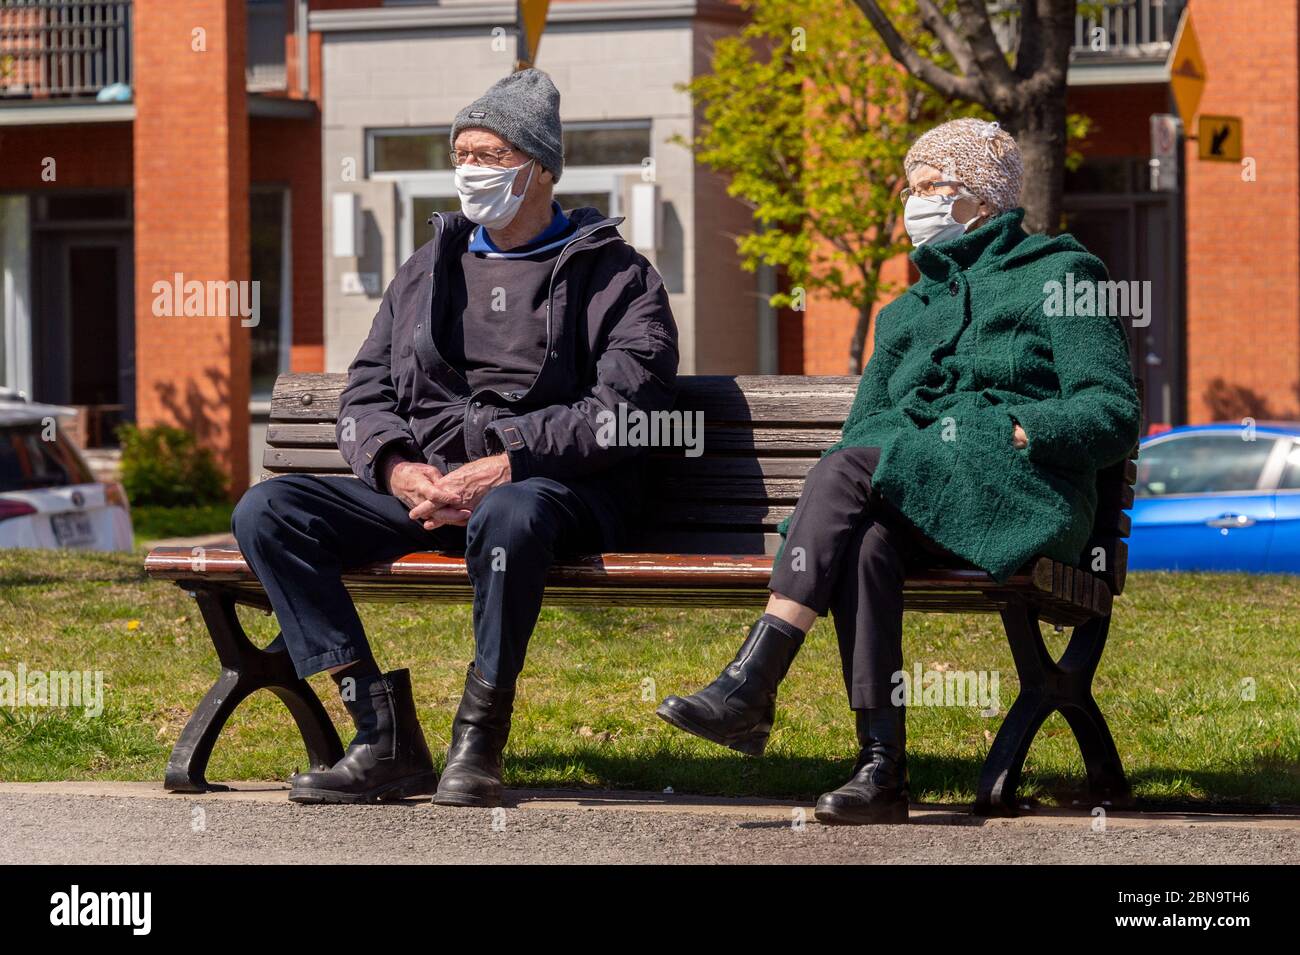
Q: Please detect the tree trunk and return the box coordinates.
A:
[1001,92,1069,235]
[848,299,875,375]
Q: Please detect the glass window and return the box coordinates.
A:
[35,193,130,223]
[1137,434,1276,496]
[374,130,454,174]
[373,123,651,174]
[557,191,610,216]
[410,195,463,254]
[562,125,651,166]
[250,189,288,398]
[1278,442,1300,490]
[0,422,91,492]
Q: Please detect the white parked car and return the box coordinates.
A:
[0,392,133,552]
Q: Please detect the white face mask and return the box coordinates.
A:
[904,193,976,247]
[455,159,536,230]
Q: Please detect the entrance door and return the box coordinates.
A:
[33,231,135,441]
[1063,194,1182,428]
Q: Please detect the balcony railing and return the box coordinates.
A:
[0,0,132,99]
[992,0,1188,63]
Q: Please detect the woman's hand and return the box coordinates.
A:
[1012,422,1029,450]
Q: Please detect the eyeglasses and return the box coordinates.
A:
[449,147,519,167]
[900,180,966,202]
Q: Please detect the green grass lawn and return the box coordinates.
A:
[0,548,1297,810]
[129,504,235,549]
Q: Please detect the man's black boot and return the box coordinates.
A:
[655,617,804,756]
[289,668,437,804]
[433,664,516,808]
[814,705,909,824]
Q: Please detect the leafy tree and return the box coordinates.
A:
[851,0,1087,234]
[680,0,977,373]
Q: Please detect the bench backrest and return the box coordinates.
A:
[263,373,1136,594]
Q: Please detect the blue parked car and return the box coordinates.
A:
[1129,422,1300,573]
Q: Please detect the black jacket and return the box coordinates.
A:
[337,207,680,497]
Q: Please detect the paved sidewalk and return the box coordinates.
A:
[2,782,1297,864]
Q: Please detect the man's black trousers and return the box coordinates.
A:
[232,473,620,688]
[767,447,954,709]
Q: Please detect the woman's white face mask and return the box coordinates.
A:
[903,192,978,247]
[455,159,536,230]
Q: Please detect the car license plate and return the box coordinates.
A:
[51,511,96,548]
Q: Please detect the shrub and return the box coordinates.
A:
[117,424,228,507]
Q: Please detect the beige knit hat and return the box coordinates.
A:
[903,118,1023,214]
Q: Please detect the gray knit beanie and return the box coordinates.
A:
[450,68,564,181]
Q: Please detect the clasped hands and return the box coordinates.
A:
[384,453,512,530]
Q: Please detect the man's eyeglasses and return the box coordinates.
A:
[449,147,518,167]
[900,180,966,202]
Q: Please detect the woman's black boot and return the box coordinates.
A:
[656,617,804,756]
[814,705,909,824]
[289,668,438,804]
[433,664,516,808]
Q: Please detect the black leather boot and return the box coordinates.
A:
[814,706,909,824]
[433,664,515,808]
[288,669,437,804]
[655,617,804,756]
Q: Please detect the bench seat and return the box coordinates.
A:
[145,547,1111,623]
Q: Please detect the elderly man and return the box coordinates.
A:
[232,69,679,807]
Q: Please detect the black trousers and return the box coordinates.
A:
[767,447,954,709]
[231,473,617,687]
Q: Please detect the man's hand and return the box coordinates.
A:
[408,453,512,530]
[1012,422,1029,450]
[384,457,455,515]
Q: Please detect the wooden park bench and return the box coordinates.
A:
[145,373,1139,815]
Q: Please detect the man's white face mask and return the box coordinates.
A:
[903,192,978,247]
[455,158,536,230]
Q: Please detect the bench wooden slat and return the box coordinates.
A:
[267,422,849,452]
[264,429,844,472]
[144,547,1104,626]
[270,373,861,425]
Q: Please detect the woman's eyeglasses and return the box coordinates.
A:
[900,180,966,202]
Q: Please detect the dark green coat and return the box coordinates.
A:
[782,209,1140,582]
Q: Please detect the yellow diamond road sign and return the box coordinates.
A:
[517,0,551,69]
[1168,10,1206,122]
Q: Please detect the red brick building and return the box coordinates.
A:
[0,0,1292,496]
[792,0,1293,432]
[0,0,325,495]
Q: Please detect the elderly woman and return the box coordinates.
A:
[657,118,1140,825]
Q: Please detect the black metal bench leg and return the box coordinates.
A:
[164,588,344,793]
[164,667,254,793]
[974,689,1055,816]
[973,599,1130,816]
[1058,695,1132,807]
[1057,614,1133,808]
